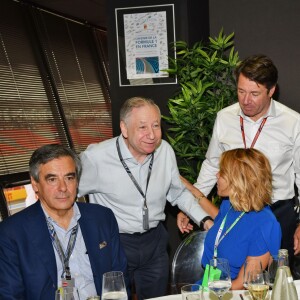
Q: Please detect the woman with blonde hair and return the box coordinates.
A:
[193,148,281,289]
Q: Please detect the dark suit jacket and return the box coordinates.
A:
[0,201,128,300]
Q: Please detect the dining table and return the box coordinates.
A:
[147,280,300,300]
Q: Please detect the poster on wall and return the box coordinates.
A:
[115,4,177,86]
[124,11,168,80]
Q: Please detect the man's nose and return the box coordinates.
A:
[241,93,251,105]
[57,178,68,190]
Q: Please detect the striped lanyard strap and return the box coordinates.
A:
[213,207,245,258]
[47,220,78,279]
[240,116,267,149]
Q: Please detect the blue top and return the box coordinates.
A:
[202,198,282,280]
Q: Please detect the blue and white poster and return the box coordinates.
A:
[123,11,169,79]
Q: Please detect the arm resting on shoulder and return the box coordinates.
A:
[180,175,219,218]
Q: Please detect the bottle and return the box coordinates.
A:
[278,249,289,267]
[271,249,298,300]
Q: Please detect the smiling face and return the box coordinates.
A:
[237,73,275,121]
[31,156,78,218]
[120,104,162,162]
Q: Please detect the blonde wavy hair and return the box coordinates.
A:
[219,148,272,212]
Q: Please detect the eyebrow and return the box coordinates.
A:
[44,172,76,179]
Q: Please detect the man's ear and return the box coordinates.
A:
[120,121,128,138]
[268,85,276,98]
[30,176,39,193]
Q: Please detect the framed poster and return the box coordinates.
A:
[115,4,177,86]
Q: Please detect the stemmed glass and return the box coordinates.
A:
[55,287,80,300]
[243,258,263,289]
[207,258,232,300]
[102,271,128,300]
[267,255,279,289]
[247,270,269,300]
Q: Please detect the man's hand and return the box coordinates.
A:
[294,224,300,255]
[177,212,193,234]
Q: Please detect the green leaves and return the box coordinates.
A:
[163,29,240,182]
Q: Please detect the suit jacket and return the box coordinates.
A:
[0,201,129,300]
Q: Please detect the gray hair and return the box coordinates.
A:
[120,97,161,124]
[29,144,82,182]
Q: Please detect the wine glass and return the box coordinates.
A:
[247,270,269,300]
[55,287,80,300]
[207,258,232,300]
[102,271,128,300]
[267,255,279,289]
[243,258,263,289]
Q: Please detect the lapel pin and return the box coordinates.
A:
[99,241,107,249]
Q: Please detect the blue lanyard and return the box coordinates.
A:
[213,207,245,258]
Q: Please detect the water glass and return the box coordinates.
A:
[55,287,80,300]
[181,284,202,300]
[267,255,279,288]
[102,271,128,300]
[207,258,231,300]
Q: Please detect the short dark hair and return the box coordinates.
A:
[29,144,81,182]
[235,54,278,91]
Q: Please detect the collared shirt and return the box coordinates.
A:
[78,135,207,233]
[195,99,300,203]
[41,203,97,299]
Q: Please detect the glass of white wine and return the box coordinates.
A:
[207,258,232,300]
[247,270,269,300]
[102,271,128,300]
[243,258,263,289]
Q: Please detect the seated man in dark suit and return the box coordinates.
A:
[0,144,129,300]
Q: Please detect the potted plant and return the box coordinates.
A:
[163,29,240,189]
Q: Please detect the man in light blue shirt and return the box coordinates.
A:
[78,97,209,300]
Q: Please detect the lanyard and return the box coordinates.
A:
[116,137,154,207]
[240,116,267,148]
[46,220,78,279]
[213,207,245,258]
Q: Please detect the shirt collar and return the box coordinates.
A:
[41,202,81,230]
[237,98,276,122]
[118,134,153,165]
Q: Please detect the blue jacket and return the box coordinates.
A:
[0,201,129,299]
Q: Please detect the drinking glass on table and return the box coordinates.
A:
[247,270,269,300]
[243,258,263,289]
[207,258,231,300]
[102,271,128,300]
[267,255,279,289]
[55,287,80,300]
[181,284,202,300]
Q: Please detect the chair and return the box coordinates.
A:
[170,230,207,294]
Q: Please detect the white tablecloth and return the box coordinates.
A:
[147,280,300,300]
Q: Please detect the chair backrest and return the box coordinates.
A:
[170,230,207,294]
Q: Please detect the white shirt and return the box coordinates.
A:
[195,99,300,203]
[78,135,207,233]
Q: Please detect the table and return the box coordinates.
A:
[147,280,300,300]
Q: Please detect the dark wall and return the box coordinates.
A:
[210,0,300,113]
